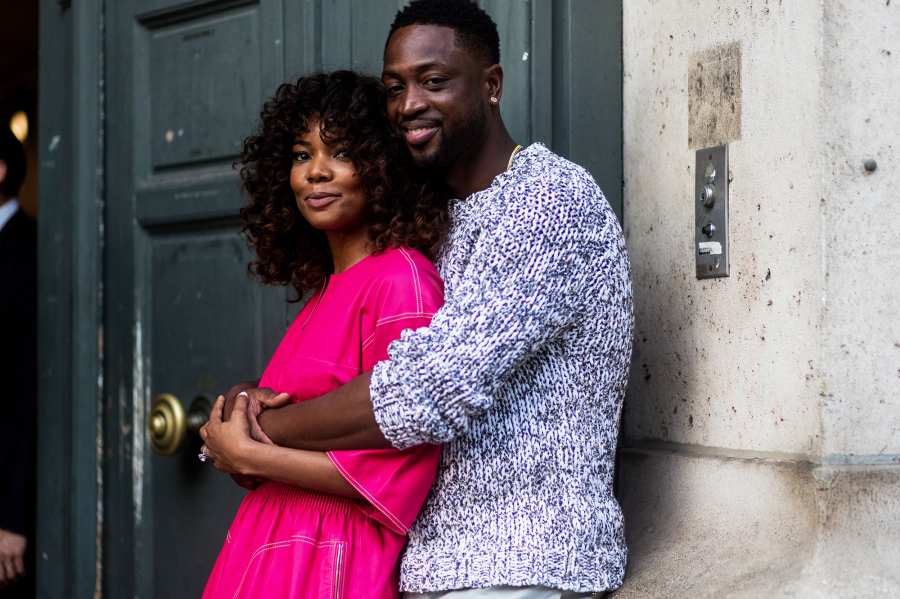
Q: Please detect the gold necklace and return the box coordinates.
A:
[507,144,523,170]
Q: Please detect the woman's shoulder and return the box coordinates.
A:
[366,246,439,281]
[363,246,443,309]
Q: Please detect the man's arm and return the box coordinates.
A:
[256,372,392,450]
[256,168,622,451]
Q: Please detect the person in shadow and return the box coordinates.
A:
[0,127,36,598]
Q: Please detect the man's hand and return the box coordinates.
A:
[254,390,293,410]
[0,529,25,585]
[222,387,289,445]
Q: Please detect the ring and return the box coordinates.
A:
[198,445,210,463]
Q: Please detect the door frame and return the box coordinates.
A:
[36,0,104,597]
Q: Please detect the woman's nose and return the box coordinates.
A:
[307,156,332,181]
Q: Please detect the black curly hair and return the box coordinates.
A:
[239,70,448,299]
[388,0,500,65]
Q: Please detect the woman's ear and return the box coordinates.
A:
[484,64,504,106]
[0,160,7,190]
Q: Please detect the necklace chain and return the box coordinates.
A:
[506,144,523,171]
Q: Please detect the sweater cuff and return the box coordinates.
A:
[370,359,423,450]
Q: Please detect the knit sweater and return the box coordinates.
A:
[370,143,634,593]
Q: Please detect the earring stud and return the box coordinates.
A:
[490,96,498,104]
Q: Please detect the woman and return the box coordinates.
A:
[201,71,447,598]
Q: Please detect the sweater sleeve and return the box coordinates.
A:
[371,169,621,449]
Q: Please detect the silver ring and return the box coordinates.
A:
[198,445,210,463]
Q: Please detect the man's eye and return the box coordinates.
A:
[424,77,447,87]
[385,84,404,96]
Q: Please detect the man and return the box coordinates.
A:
[0,128,36,598]
[203,1,633,597]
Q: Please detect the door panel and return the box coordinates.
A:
[147,8,262,169]
[482,0,532,145]
[319,0,403,75]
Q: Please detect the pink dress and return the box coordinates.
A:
[202,247,443,599]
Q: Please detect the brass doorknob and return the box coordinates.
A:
[148,394,213,456]
[148,393,186,455]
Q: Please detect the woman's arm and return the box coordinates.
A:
[203,395,362,499]
[239,443,363,499]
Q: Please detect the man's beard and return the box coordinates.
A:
[412,104,488,174]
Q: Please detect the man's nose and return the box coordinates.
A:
[399,87,428,118]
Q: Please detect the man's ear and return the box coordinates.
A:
[0,160,7,188]
[484,63,504,105]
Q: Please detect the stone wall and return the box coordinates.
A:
[616,1,900,596]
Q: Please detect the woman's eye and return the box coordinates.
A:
[292,150,310,162]
[334,150,351,161]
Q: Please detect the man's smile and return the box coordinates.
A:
[401,120,440,147]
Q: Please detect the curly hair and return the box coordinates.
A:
[388,0,500,65]
[239,71,448,298]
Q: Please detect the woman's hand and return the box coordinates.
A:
[200,395,263,476]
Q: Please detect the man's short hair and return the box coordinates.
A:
[388,0,500,65]
[0,127,26,197]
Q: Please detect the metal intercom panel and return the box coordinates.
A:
[695,145,729,279]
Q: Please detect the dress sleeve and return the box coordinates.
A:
[327,250,443,534]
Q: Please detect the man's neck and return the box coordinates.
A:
[445,121,517,199]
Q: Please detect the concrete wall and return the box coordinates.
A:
[617,1,900,596]
[818,0,900,460]
[623,0,828,458]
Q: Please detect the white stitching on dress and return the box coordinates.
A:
[231,536,345,599]
[327,452,408,534]
[398,247,423,313]
[362,313,435,350]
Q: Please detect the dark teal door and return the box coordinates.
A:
[103,2,290,597]
[38,1,620,597]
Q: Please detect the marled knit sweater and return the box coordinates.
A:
[371,143,633,593]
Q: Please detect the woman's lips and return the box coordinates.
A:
[305,194,340,208]
[403,126,439,147]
